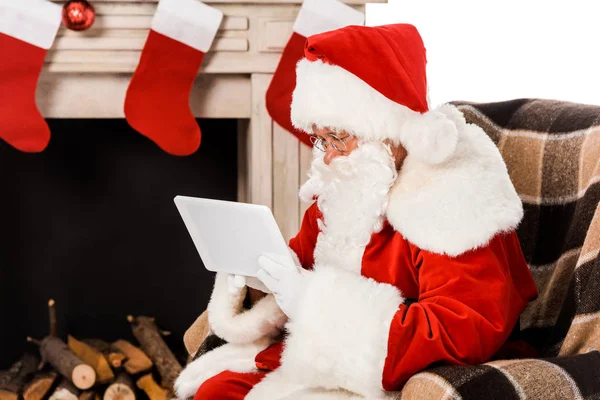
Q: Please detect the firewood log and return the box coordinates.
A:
[68,336,114,384]
[79,391,100,400]
[49,378,81,400]
[0,390,18,400]
[0,371,9,386]
[136,375,167,400]
[127,316,182,389]
[81,340,127,370]
[23,372,57,400]
[110,341,152,376]
[28,337,96,390]
[0,389,18,400]
[48,300,58,337]
[103,373,135,400]
[0,353,39,400]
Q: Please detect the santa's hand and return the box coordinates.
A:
[226,274,271,294]
[256,253,311,319]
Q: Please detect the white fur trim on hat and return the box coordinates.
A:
[291,59,458,164]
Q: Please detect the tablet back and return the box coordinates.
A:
[174,196,293,277]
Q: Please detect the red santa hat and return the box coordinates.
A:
[291,23,459,164]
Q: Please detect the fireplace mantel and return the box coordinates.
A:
[40,0,386,239]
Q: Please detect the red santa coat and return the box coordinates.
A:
[254,204,538,392]
[176,105,539,400]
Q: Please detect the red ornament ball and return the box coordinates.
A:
[62,0,96,31]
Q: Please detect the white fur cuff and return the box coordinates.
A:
[151,0,223,53]
[207,273,287,344]
[0,0,62,50]
[293,0,364,38]
[278,267,404,398]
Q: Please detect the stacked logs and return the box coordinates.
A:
[0,300,183,400]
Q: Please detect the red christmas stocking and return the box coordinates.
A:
[0,0,62,153]
[124,0,223,156]
[266,0,364,147]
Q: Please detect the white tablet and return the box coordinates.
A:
[174,196,294,278]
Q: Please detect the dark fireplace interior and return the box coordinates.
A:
[0,119,238,367]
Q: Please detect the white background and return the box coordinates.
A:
[366,0,600,107]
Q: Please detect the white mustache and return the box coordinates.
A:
[299,141,397,203]
[314,142,395,181]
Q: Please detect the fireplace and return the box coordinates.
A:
[0,118,238,366]
[0,0,382,395]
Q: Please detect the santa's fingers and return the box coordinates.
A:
[258,255,289,279]
[262,252,296,269]
[256,268,279,293]
[227,274,246,294]
[233,274,246,288]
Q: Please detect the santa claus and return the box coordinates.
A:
[174,23,538,399]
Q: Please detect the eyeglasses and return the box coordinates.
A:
[309,133,352,153]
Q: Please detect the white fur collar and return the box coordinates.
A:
[386,105,523,257]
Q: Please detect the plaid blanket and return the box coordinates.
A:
[398,99,600,400]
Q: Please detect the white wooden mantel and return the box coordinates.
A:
[40,0,386,240]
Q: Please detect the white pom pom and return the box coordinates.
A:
[399,104,461,164]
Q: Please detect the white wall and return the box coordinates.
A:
[366,0,600,107]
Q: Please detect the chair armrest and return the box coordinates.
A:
[401,351,600,399]
[183,310,211,358]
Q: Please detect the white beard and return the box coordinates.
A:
[299,141,398,274]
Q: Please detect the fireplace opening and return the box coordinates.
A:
[0,118,238,367]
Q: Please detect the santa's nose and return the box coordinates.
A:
[323,147,341,165]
